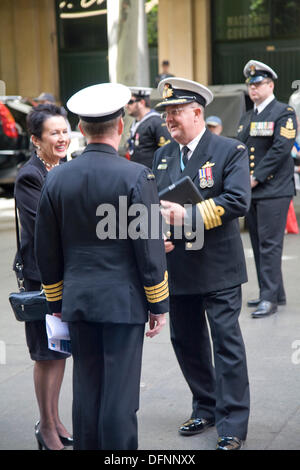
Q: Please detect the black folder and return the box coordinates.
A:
[158,176,203,205]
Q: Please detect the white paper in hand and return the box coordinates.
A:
[46,314,71,355]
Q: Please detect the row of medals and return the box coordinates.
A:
[200,177,214,188]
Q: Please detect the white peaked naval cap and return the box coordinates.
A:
[67,83,131,122]
[155,77,214,110]
[243,60,278,84]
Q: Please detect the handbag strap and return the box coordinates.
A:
[14,198,25,291]
[14,198,21,253]
[14,158,45,292]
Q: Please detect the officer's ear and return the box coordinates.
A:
[78,121,86,136]
[193,106,202,121]
[118,116,124,136]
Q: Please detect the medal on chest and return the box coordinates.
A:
[250,121,274,136]
[199,162,215,188]
[134,133,140,146]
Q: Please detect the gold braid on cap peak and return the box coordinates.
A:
[197,199,225,230]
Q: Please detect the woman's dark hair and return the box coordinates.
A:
[27,103,67,138]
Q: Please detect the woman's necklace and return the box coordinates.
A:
[36,153,59,170]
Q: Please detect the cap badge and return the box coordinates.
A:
[250,65,256,76]
[162,84,173,99]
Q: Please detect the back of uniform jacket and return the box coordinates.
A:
[35,143,169,324]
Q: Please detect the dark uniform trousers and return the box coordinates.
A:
[35,143,169,450]
[237,99,296,303]
[170,287,249,439]
[246,197,290,302]
[69,321,145,450]
[153,130,251,440]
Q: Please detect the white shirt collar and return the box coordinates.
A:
[254,94,275,115]
[179,127,206,159]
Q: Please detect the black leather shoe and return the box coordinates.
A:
[247,297,286,307]
[247,298,261,307]
[251,300,277,318]
[179,417,215,436]
[216,436,242,450]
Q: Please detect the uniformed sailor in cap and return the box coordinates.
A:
[126,86,171,168]
[237,60,296,318]
[35,82,169,450]
[152,77,251,450]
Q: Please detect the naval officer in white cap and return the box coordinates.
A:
[152,77,251,450]
[237,60,297,318]
[34,82,169,450]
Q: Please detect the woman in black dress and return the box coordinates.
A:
[14,104,72,450]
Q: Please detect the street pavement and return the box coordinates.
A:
[0,194,300,451]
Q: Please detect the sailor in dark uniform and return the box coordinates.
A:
[237,60,297,318]
[126,86,171,168]
[34,83,169,450]
[152,77,251,450]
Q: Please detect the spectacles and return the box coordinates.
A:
[247,80,270,88]
[161,107,193,120]
[128,98,141,105]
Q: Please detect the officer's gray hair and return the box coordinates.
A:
[80,116,121,137]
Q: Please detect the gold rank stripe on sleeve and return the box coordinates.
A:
[144,271,169,303]
[196,199,225,230]
[280,127,296,139]
[42,280,63,302]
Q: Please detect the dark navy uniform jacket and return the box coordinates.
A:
[128,111,171,168]
[35,143,169,324]
[237,99,296,199]
[152,129,251,296]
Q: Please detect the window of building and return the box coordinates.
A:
[213,0,300,42]
[57,0,108,52]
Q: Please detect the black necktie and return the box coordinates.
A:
[254,108,258,115]
[182,146,189,168]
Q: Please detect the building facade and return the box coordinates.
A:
[0,0,299,106]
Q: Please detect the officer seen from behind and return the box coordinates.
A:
[34,83,169,450]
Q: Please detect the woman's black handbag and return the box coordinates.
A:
[9,199,48,322]
[9,289,48,322]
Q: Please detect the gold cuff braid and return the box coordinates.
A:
[196,199,225,230]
